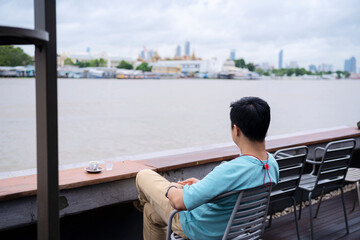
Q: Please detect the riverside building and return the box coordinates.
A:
[151,59,222,77]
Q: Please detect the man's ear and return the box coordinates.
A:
[234,124,241,137]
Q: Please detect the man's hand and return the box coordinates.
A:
[167,183,186,210]
[177,177,200,186]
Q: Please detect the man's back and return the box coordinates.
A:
[179,153,279,240]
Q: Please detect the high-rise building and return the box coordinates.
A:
[344,56,357,73]
[344,59,350,72]
[185,41,190,56]
[176,45,181,58]
[289,61,298,69]
[349,56,356,73]
[278,50,283,69]
[148,50,154,60]
[141,50,145,60]
[309,65,317,73]
[230,49,235,60]
[318,64,333,72]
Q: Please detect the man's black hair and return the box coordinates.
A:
[230,96,270,142]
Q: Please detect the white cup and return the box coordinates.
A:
[89,161,99,170]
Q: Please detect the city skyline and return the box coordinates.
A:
[1,0,359,70]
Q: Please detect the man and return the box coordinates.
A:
[136,96,279,240]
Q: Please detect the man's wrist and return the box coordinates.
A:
[165,185,177,198]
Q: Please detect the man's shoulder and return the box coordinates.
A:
[267,153,279,167]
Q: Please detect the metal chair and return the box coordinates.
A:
[166,185,272,240]
[269,146,308,240]
[345,167,360,211]
[298,139,356,240]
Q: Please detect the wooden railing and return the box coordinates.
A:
[1,126,359,202]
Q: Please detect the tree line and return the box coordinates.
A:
[65,58,152,72]
[64,57,107,67]
[233,58,350,78]
[0,45,152,72]
[116,60,152,72]
[0,46,33,66]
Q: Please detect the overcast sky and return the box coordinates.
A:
[1,0,359,70]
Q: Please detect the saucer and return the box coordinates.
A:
[85,167,103,173]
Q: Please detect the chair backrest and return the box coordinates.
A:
[315,139,356,188]
[167,185,272,240]
[222,185,272,240]
[272,146,308,201]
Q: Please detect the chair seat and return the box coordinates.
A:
[271,187,296,197]
[298,174,317,191]
[299,173,344,192]
[345,168,360,182]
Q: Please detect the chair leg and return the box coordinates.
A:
[292,196,300,240]
[268,214,273,228]
[266,204,273,229]
[340,187,350,234]
[356,181,360,211]
[308,192,315,240]
[351,184,357,212]
[314,186,325,218]
[299,190,304,220]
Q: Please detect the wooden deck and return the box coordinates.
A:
[1,187,360,240]
[263,190,360,240]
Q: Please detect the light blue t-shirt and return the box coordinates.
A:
[179,153,279,240]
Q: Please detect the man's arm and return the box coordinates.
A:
[167,183,187,210]
[178,177,199,186]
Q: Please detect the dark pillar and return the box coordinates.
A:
[34,0,59,239]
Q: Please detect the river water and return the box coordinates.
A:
[0,78,359,172]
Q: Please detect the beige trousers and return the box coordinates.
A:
[136,169,187,240]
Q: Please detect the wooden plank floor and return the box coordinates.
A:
[263,190,360,240]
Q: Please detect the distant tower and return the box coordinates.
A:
[278,50,283,69]
[141,50,145,60]
[230,49,236,60]
[344,57,356,73]
[148,50,154,60]
[350,56,356,73]
[318,64,333,72]
[176,45,181,58]
[290,61,298,69]
[309,65,317,73]
[344,59,350,72]
[185,41,190,56]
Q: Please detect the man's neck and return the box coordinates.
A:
[238,139,267,160]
